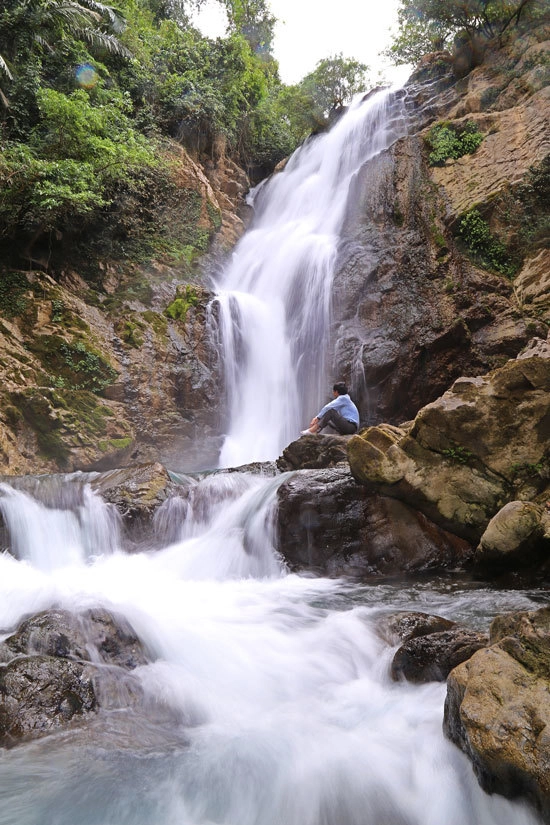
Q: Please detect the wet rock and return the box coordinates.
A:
[277,434,350,471]
[375,611,455,646]
[276,467,473,577]
[3,607,149,669]
[0,656,97,745]
[444,607,550,820]
[80,608,150,670]
[4,609,89,660]
[391,627,488,683]
[90,462,176,529]
[0,607,150,746]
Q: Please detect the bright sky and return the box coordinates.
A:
[193,0,411,86]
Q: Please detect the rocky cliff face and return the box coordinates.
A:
[333,28,549,425]
[0,145,250,475]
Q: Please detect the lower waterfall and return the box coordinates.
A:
[0,473,544,825]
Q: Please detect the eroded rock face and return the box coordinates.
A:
[348,355,550,546]
[332,32,549,426]
[0,607,150,746]
[444,607,550,820]
[276,467,473,577]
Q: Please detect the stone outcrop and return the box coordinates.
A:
[0,607,150,746]
[0,140,246,476]
[444,606,550,821]
[348,355,550,558]
[276,466,473,577]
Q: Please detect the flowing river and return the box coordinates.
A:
[0,473,547,825]
[0,89,547,824]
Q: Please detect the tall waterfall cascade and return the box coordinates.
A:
[213,89,410,467]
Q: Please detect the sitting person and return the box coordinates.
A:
[301,382,359,436]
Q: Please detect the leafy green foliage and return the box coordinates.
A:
[300,53,370,117]
[427,120,484,166]
[386,0,546,67]
[0,0,379,270]
[442,445,473,464]
[458,208,516,276]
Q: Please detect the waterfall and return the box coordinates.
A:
[0,478,121,571]
[213,89,409,467]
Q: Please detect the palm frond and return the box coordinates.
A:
[78,0,127,33]
[78,28,132,57]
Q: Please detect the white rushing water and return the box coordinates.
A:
[213,89,409,467]
[0,474,546,825]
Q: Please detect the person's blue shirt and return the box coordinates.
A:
[316,394,359,425]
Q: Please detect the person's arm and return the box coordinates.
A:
[316,397,341,419]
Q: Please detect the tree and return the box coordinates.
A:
[385,0,545,66]
[221,0,276,57]
[300,53,370,118]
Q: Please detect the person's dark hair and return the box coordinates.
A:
[333,382,348,395]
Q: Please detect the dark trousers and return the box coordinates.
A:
[318,409,358,435]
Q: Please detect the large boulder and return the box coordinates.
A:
[348,356,550,544]
[475,500,550,571]
[276,467,473,576]
[444,607,550,821]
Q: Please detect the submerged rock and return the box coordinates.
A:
[444,606,550,821]
[0,607,150,746]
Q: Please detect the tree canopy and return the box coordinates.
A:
[0,0,376,268]
[385,0,547,65]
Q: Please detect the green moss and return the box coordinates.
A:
[118,319,145,348]
[165,285,200,322]
[142,310,168,336]
[206,200,222,231]
[98,437,133,453]
[9,389,70,465]
[26,335,118,394]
